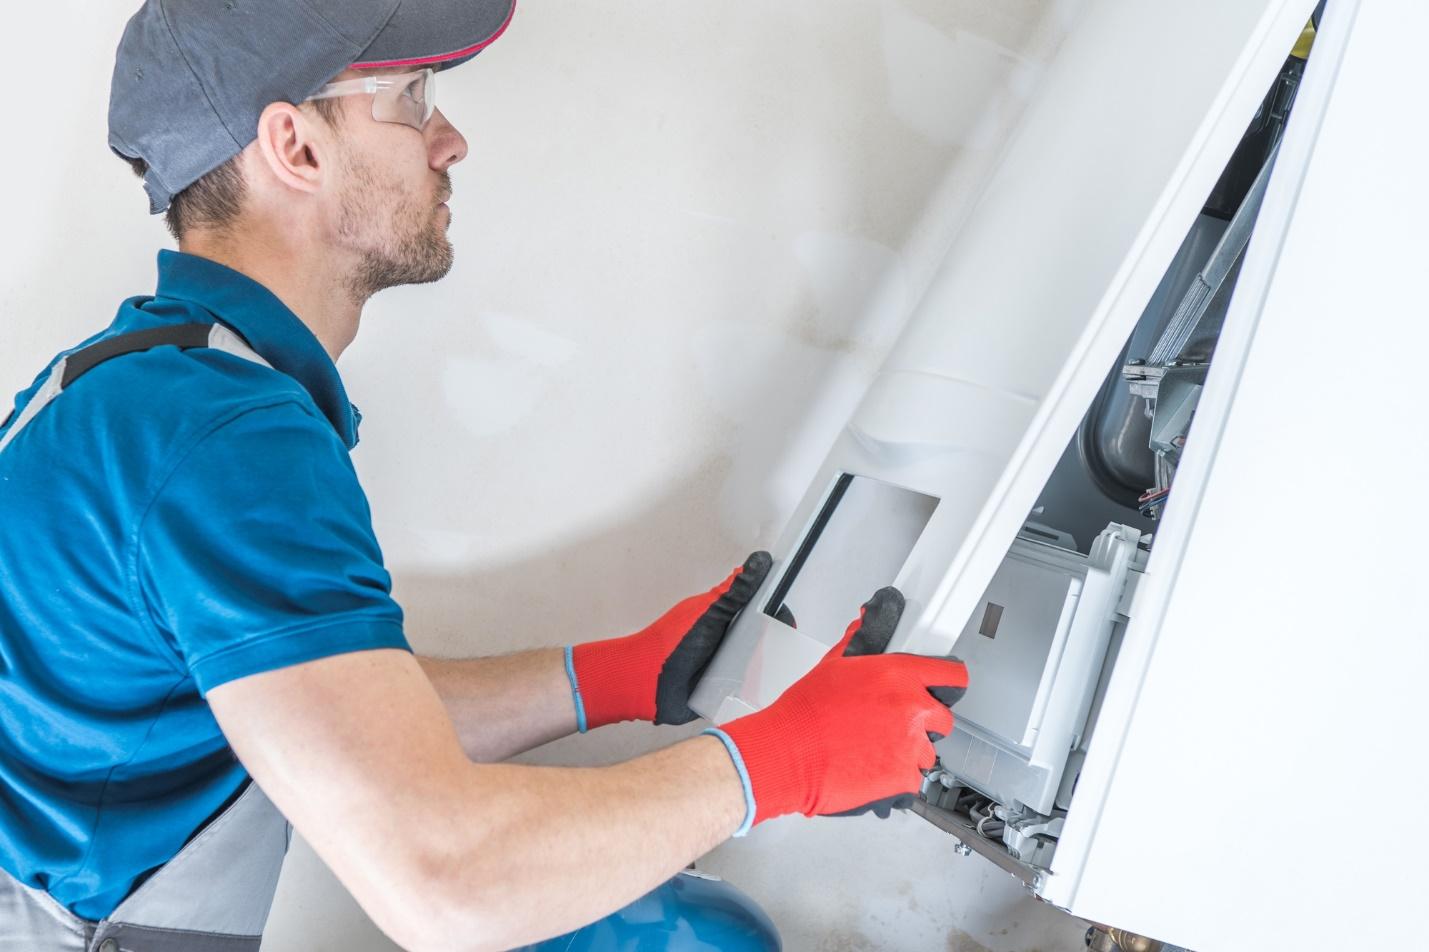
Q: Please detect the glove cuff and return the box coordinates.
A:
[701,728,757,836]
[718,702,820,828]
[562,646,589,733]
[568,634,661,730]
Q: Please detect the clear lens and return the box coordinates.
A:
[372,69,435,129]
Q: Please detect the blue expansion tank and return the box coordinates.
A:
[518,869,781,951]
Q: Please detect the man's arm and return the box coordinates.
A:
[417,650,578,762]
[209,589,967,951]
[209,648,744,952]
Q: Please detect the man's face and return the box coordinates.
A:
[319,66,467,300]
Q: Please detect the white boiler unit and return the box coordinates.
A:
[691,1,1426,949]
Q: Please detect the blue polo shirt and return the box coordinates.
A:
[0,250,410,920]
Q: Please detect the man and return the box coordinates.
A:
[0,1,969,949]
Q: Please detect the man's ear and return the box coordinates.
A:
[251,101,329,202]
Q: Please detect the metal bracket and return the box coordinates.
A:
[910,799,1045,890]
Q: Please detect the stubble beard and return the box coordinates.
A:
[336,152,453,304]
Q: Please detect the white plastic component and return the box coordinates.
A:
[939,525,1144,816]
[765,475,938,644]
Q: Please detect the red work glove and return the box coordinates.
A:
[566,552,772,731]
[703,587,968,835]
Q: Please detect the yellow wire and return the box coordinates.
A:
[1291,19,1317,59]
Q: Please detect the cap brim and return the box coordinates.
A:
[352,0,515,71]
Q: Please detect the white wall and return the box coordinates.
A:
[4,2,1091,949]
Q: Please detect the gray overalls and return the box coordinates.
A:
[0,325,293,951]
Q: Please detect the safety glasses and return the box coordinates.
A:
[305,68,437,130]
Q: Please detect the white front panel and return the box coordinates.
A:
[691,0,1320,741]
[1048,3,1429,948]
[882,0,1322,657]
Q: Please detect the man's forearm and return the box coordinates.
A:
[417,649,577,762]
[408,733,747,950]
[213,649,746,952]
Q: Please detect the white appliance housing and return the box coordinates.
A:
[692,1,1427,949]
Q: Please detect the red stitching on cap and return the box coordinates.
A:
[351,0,516,69]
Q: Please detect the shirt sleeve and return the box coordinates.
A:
[136,399,409,695]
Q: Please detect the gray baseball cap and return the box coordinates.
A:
[108,0,516,215]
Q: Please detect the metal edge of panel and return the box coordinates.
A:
[909,799,1045,891]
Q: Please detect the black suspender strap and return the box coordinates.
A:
[60,324,216,387]
[0,324,268,456]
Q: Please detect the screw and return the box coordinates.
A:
[953,842,973,857]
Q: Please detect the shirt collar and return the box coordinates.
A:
[153,249,361,448]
